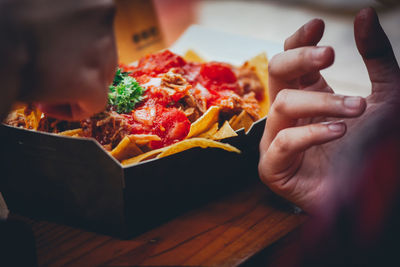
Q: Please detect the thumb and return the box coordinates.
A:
[354,7,400,88]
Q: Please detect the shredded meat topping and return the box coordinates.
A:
[216,91,260,121]
[217,91,244,117]
[159,70,192,98]
[80,111,132,150]
[160,70,206,123]
[161,70,187,88]
[235,65,264,99]
[242,92,260,120]
[178,94,205,122]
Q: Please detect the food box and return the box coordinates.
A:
[0,26,282,238]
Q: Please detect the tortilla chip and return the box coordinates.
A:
[110,135,143,162]
[17,108,40,130]
[183,49,205,63]
[228,115,237,125]
[245,53,269,117]
[128,134,161,146]
[58,128,83,137]
[121,147,164,166]
[213,121,238,140]
[230,110,254,133]
[197,123,219,139]
[187,106,220,138]
[157,138,240,159]
[28,109,42,130]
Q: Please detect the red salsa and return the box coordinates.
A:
[115,50,262,149]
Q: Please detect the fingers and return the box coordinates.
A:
[36,93,108,121]
[36,103,77,121]
[268,46,334,101]
[260,90,366,150]
[283,19,327,90]
[354,7,400,86]
[260,121,346,183]
[301,75,333,93]
[36,102,90,121]
[270,47,334,81]
[284,19,325,50]
[269,19,331,102]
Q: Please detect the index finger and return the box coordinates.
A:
[284,18,325,51]
[268,46,334,102]
[260,90,366,151]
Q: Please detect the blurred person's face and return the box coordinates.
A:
[6,0,118,120]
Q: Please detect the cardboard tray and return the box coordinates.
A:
[1,26,281,238]
[0,119,264,238]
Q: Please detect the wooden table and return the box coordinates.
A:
[14,182,306,266]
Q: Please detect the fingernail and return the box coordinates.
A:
[327,121,345,133]
[312,47,327,60]
[343,96,362,109]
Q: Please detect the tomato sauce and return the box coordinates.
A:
[119,50,247,149]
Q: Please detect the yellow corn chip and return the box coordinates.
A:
[110,135,143,162]
[213,121,238,140]
[183,49,205,63]
[128,134,161,146]
[122,147,165,166]
[187,106,220,138]
[230,110,254,133]
[197,123,219,139]
[58,128,83,137]
[157,138,240,159]
[228,115,237,125]
[24,108,42,130]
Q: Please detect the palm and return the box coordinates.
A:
[259,8,400,212]
[270,72,399,210]
[289,104,371,204]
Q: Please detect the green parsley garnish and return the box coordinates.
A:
[108,68,145,114]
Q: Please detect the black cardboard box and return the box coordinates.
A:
[0,118,265,238]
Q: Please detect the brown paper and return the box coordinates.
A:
[114,0,166,63]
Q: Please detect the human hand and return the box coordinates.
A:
[258,7,400,212]
[17,0,117,120]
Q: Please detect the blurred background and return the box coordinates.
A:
[117,0,400,96]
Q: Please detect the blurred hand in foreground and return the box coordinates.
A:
[0,0,117,121]
[258,7,400,213]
